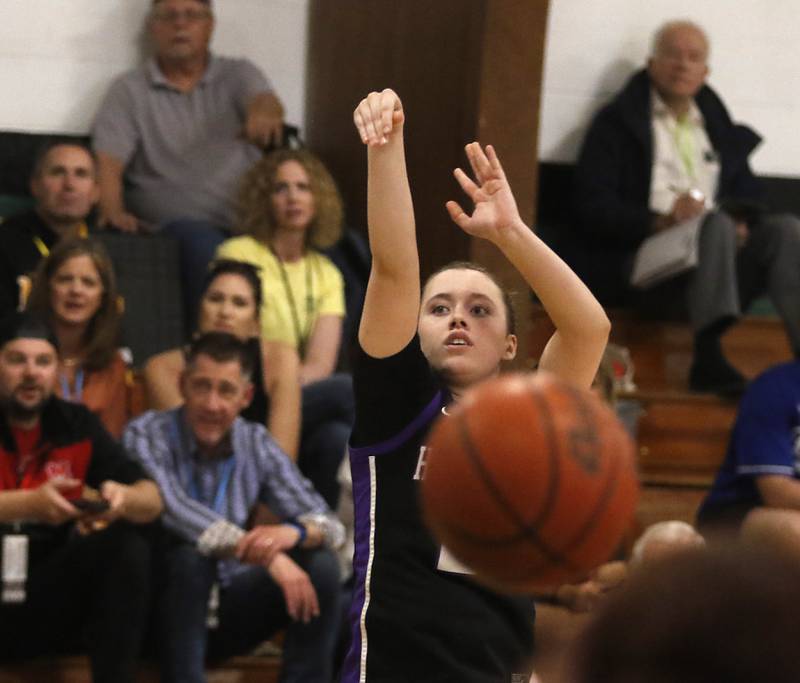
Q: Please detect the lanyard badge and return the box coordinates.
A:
[2,535,28,604]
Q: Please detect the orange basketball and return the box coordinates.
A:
[421,371,639,593]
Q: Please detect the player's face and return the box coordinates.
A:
[49,255,104,329]
[0,339,58,420]
[270,161,316,235]
[181,353,253,451]
[30,145,99,226]
[150,0,214,63]
[648,25,709,102]
[198,273,259,340]
[419,268,517,392]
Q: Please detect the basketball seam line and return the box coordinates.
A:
[455,407,575,570]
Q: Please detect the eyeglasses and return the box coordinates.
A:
[152,8,212,24]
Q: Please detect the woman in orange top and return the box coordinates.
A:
[27,238,128,438]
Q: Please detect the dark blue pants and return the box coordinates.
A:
[157,539,341,683]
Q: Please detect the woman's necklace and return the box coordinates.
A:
[271,247,314,357]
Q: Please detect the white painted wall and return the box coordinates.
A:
[540,0,800,176]
[0,0,308,134]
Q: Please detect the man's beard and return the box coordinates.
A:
[2,390,47,423]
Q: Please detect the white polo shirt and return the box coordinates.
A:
[649,89,720,216]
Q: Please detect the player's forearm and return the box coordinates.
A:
[367,133,419,288]
[497,221,608,342]
[495,221,610,388]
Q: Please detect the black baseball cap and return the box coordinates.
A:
[0,311,59,353]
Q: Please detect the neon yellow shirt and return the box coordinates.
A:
[217,236,345,349]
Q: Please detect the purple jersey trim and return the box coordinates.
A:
[341,451,371,683]
[341,390,443,682]
[349,390,444,459]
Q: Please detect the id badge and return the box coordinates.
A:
[2,535,28,604]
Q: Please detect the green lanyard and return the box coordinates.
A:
[673,115,696,180]
[272,251,314,357]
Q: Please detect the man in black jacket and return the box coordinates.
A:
[573,20,800,395]
[0,140,98,316]
[0,311,162,682]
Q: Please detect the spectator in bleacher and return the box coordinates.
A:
[91,0,285,326]
[27,238,129,438]
[697,359,800,533]
[144,258,301,459]
[0,140,98,316]
[0,310,162,683]
[572,19,800,396]
[124,332,343,683]
[218,150,354,507]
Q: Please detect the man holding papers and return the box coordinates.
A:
[572,20,800,395]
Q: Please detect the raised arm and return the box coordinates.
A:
[353,89,420,358]
[448,143,610,389]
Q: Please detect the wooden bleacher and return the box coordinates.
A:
[0,655,280,683]
[530,307,794,683]
[530,306,793,528]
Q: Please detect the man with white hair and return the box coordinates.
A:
[573,20,800,396]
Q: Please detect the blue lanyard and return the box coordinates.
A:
[169,411,236,516]
[186,456,236,516]
[59,368,84,403]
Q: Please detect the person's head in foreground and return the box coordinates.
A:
[629,520,705,569]
[572,542,800,683]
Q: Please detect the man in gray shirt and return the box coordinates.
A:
[92,0,284,321]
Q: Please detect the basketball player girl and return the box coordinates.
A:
[342,88,610,682]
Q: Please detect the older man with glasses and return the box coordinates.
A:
[91,0,285,325]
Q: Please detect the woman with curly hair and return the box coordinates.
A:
[27,237,129,438]
[217,150,353,506]
[219,149,345,380]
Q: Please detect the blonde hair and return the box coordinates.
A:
[236,149,344,249]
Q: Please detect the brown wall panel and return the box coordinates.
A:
[306,1,485,278]
[470,0,550,366]
[306,0,550,364]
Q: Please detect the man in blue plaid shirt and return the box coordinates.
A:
[124,331,343,682]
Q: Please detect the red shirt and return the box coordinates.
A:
[0,421,90,498]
